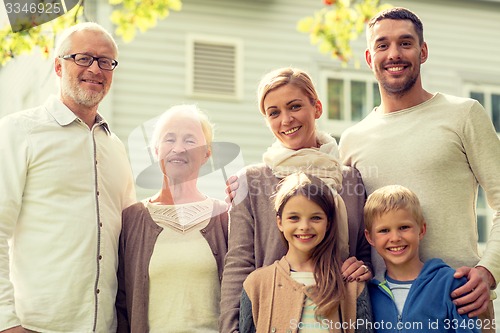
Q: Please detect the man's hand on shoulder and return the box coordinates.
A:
[451,266,494,317]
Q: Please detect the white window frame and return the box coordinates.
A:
[464,83,500,135]
[320,70,379,137]
[463,84,499,249]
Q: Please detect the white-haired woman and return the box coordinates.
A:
[116,105,228,333]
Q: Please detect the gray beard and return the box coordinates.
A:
[61,75,106,108]
[63,86,104,107]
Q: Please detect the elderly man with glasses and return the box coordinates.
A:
[0,22,136,333]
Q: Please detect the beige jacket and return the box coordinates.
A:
[241,257,370,333]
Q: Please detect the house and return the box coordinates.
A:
[108,0,500,247]
[1,0,499,256]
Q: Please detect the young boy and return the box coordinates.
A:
[364,185,480,333]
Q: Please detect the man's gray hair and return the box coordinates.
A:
[55,22,118,57]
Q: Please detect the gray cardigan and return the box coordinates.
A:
[116,199,228,333]
[220,165,369,333]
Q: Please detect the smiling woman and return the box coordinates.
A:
[152,108,212,188]
[262,83,320,150]
[116,105,229,333]
[220,67,373,332]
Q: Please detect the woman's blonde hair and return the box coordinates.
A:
[257,67,318,115]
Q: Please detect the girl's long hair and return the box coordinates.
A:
[274,172,346,318]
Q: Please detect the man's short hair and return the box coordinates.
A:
[55,22,118,57]
[366,7,424,46]
[364,184,425,232]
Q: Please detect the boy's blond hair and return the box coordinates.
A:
[364,185,425,232]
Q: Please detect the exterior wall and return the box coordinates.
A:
[0,52,56,117]
[112,0,325,198]
[0,1,498,198]
[109,0,500,199]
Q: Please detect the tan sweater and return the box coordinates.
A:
[241,257,370,333]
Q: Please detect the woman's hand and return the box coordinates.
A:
[341,256,372,282]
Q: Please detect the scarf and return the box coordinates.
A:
[144,198,213,233]
[262,131,349,260]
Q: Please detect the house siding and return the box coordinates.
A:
[112,0,327,198]
[109,0,500,199]
[0,0,499,198]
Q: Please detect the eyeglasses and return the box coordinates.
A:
[59,53,118,71]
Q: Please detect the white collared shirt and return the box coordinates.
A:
[0,95,136,332]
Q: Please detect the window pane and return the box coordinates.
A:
[491,94,500,132]
[373,82,381,109]
[476,187,488,244]
[351,81,367,121]
[327,78,343,120]
[477,214,488,243]
[477,186,486,209]
[470,91,485,105]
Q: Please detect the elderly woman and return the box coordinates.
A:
[116,105,228,333]
[220,68,372,332]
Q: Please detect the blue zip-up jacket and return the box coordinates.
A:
[368,258,480,333]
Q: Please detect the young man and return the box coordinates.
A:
[339,6,499,325]
[364,185,480,333]
[0,23,136,332]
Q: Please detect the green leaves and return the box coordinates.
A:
[0,5,81,65]
[297,0,392,64]
[0,0,182,66]
[110,0,182,42]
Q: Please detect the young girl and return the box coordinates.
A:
[239,172,373,333]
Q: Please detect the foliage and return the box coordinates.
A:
[0,0,182,66]
[109,0,181,42]
[297,0,392,64]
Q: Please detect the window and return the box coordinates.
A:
[465,85,499,247]
[187,34,243,100]
[321,71,379,136]
[476,186,495,253]
[476,187,491,245]
[466,85,500,133]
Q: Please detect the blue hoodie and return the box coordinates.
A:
[368,258,480,333]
